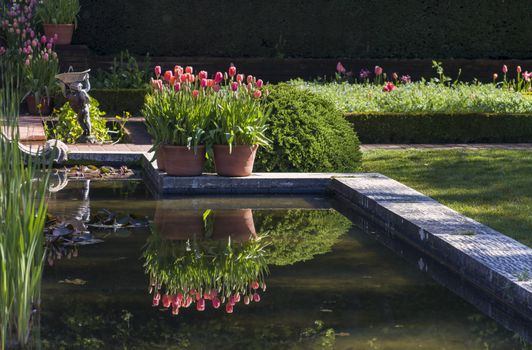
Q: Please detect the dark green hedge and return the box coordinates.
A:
[346,113,532,143]
[255,84,362,172]
[89,89,147,115]
[76,0,532,58]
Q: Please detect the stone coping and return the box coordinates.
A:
[68,150,532,323]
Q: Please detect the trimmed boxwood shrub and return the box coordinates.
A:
[90,89,147,115]
[254,84,362,172]
[346,112,532,143]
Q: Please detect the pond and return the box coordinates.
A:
[38,180,531,349]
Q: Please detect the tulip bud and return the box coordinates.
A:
[493,73,498,81]
[244,295,250,305]
[251,281,259,290]
[502,65,508,74]
[392,72,398,80]
[517,66,522,73]
[154,66,162,77]
[336,61,346,74]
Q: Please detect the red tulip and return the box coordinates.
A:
[225,303,234,313]
[251,281,259,290]
[228,65,237,77]
[185,66,193,74]
[231,82,239,92]
[253,293,261,302]
[253,90,262,98]
[192,89,200,97]
[382,81,396,92]
[207,79,214,87]
[233,293,241,303]
[180,74,188,83]
[214,71,224,83]
[199,70,208,80]
[154,66,162,77]
[212,297,221,309]
[236,74,244,82]
[188,74,195,83]
[162,295,171,308]
[200,78,208,88]
[163,70,173,81]
[213,84,221,92]
[174,65,183,76]
[172,305,179,315]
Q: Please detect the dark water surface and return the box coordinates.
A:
[38,180,531,349]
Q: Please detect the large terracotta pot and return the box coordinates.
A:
[154,206,204,240]
[213,145,258,177]
[162,145,205,176]
[26,95,53,115]
[43,24,74,45]
[156,148,166,172]
[213,209,256,242]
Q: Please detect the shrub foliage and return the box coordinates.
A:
[255,84,361,172]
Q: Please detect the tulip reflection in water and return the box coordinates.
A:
[144,208,268,315]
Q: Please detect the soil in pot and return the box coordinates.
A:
[43,24,74,45]
[213,145,258,177]
[26,95,53,115]
[163,145,206,176]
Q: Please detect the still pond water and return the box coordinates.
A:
[39,180,531,349]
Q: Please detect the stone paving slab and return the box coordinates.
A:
[330,174,532,321]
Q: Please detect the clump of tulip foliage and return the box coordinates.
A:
[143,229,269,315]
[493,64,532,93]
[143,64,270,156]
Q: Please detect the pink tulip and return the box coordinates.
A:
[199,70,208,80]
[236,74,244,82]
[163,70,173,81]
[200,78,208,88]
[180,74,188,83]
[225,303,234,313]
[502,65,508,74]
[253,293,261,302]
[251,281,259,290]
[172,305,179,315]
[336,61,346,74]
[185,66,193,74]
[43,52,49,61]
[196,298,206,311]
[188,74,195,83]
[212,297,221,309]
[517,66,522,73]
[40,35,46,44]
[174,65,183,76]
[256,79,264,88]
[374,66,383,76]
[174,82,181,92]
[214,71,223,83]
[243,295,250,305]
[234,293,241,303]
[247,75,254,84]
[192,89,200,97]
[231,82,239,91]
[162,295,171,308]
[185,296,193,307]
[253,90,262,98]
[228,65,237,77]
[523,71,532,82]
[154,66,162,77]
[207,79,214,87]
[213,84,221,92]
[382,81,396,92]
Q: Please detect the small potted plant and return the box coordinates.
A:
[37,0,80,45]
[23,35,59,115]
[210,65,270,177]
[143,65,212,176]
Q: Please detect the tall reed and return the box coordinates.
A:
[0,56,51,348]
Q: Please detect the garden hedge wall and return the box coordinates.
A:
[346,113,532,143]
[76,0,532,59]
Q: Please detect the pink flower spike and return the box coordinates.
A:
[43,53,49,61]
[336,61,346,74]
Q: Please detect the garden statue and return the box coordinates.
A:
[56,69,95,143]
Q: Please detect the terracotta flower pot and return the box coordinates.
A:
[213,209,256,242]
[43,24,74,45]
[156,148,166,172]
[162,145,206,176]
[154,206,204,240]
[26,95,53,115]
[213,145,258,177]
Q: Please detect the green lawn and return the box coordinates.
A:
[361,149,532,247]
